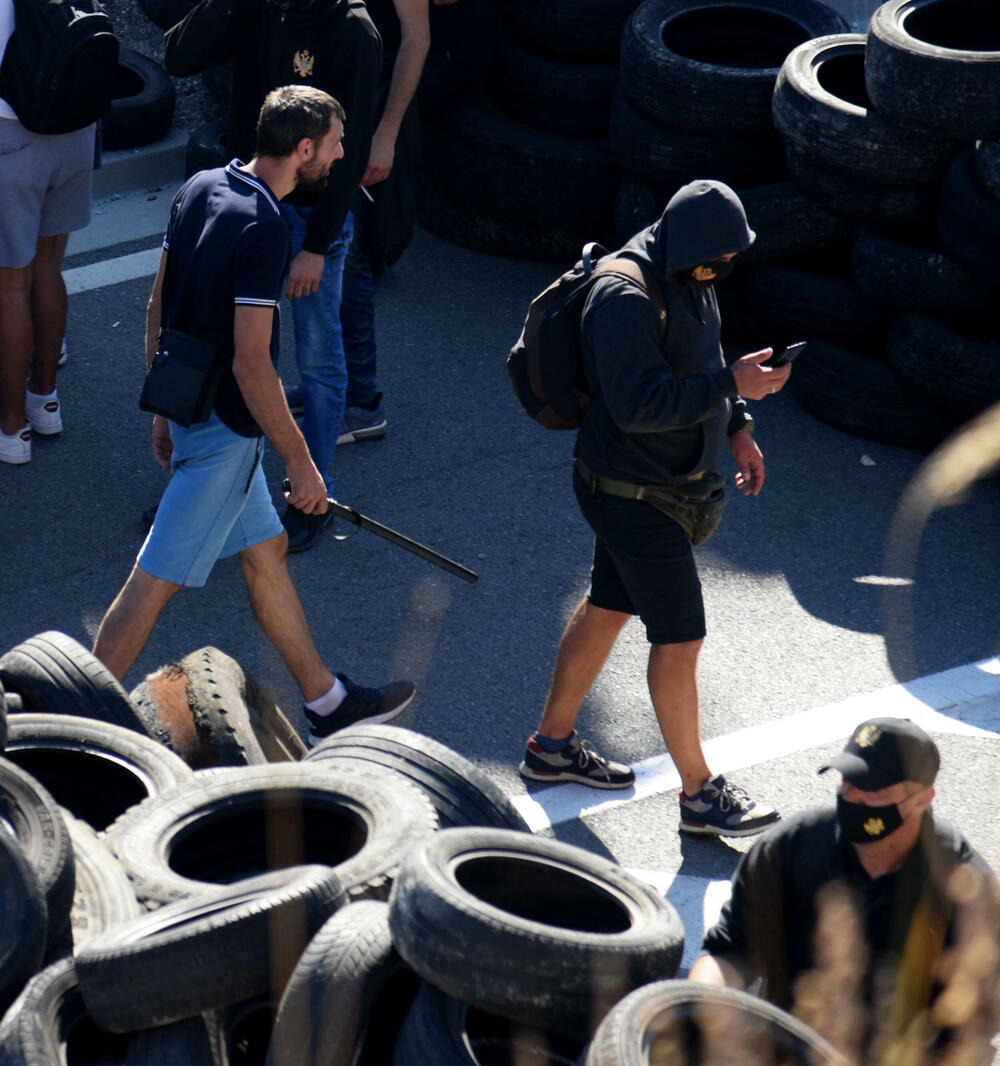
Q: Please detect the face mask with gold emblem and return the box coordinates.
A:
[836,794,904,843]
[675,258,736,289]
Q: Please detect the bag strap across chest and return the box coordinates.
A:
[593,256,668,339]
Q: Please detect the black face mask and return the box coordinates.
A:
[836,794,904,843]
[677,259,736,289]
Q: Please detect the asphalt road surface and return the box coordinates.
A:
[2,168,998,971]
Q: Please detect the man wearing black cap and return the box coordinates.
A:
[690,717,999,1062]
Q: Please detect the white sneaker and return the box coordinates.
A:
[0,426,31,465]
[59,339,68,366]
[25,391,62,435]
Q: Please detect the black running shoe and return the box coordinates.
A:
[304,672,416,743]
[679,775,779,837]
[519,731,635,789]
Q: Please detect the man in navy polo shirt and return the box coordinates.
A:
[93,85,415,743]
[165,0,381,553]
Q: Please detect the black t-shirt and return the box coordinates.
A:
[162,161,289,437]
[364,0,400,71]
[163,0,380,254]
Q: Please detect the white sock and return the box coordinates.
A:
[27,388,57,402]
[305,676,348,716]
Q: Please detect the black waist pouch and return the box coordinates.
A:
[139,329,227,427]
[643,472,728,546]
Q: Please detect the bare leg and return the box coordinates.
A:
[536,597,630,738]
[27,234,69,397]
[0,261,33,434]
[239,531,335,702]
[93,563,181,681]
[648,639,712,797]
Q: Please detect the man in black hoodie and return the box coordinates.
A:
[164,0,381,552]
[520,180,792,838]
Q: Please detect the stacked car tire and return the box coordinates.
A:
[611,0,849,241]
[100,48,177,151]
[0,629,707,1064]
[417,0,635,260]
[719,0,1000,449]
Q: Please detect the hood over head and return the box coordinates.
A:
[623,180,755,282]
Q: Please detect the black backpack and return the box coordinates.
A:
[507,242,666,430]
[0,0,118,135]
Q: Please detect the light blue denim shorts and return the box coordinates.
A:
[138,412,283,587]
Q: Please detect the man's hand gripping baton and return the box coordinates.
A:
[281,479,478,584]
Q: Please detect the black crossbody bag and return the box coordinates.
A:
[139,328,226,427]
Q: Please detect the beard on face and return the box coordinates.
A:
[295,158,330,192]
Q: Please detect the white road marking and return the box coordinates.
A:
[853,575,914,587]
[627,868,732,974]
[511,656,1000,832]
[516,658,1000,975]
[64,248,163,295]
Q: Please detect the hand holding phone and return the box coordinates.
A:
[763,340,807,368]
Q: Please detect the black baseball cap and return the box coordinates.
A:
[818,717,940,790]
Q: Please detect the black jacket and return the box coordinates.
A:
[164,0,381,254]
[576,180,755,485]
[703,807,999,1057]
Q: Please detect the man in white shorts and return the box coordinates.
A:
[0,0,93,464]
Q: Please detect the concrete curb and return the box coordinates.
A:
[94,126,188,199]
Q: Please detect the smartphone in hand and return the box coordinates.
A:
[764,340,807,368]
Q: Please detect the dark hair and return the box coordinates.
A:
[255,85,345,159]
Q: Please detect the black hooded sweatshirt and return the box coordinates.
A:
[577,180,755,485]
[164,0,381,255]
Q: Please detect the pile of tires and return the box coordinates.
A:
[611,0,849,241]
[721,0,1000,450]
[417,0,635,260]
[0,629,692,1064]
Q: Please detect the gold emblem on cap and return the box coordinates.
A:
[692,264,717,282]
[293,50,314,78]
[863,817,885,837]
[855,724,881,748]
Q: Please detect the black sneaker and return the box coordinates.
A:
[304,672,416,743]
[282,505,331,554]
[519,731,635,790]
[337,393,387,445]
[679,775,779,837]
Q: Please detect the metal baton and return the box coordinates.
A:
[281,480,479,584]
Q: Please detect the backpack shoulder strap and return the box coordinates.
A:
[594,255,667,338]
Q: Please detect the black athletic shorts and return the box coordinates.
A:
[574,467,706,645]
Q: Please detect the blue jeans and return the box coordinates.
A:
[280,204,353,492]
[340,191,378,410]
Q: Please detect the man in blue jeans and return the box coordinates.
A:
[338,0,461,445]
[165,0,382,552]
[93,87,415,743]
[280,202,353,521]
